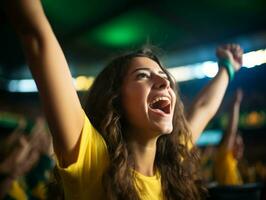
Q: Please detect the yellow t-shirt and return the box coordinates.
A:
[31,182,46,200]
[214,145,243,185]
[8,180,27,200]
[57,112,163,200]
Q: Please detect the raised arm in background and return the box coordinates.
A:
[221,89,243,150]
[4,0,84,167]
[187,44,243,143]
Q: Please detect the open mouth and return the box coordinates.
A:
[149,97,171,114]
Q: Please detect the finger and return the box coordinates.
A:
[235,50,243,59]
[236,56,243,66]
[230,44,239,55]
[232,46,243,61]
[231,44,238,49]
[235,44,241,51]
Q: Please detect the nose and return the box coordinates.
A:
[153,74,170,90]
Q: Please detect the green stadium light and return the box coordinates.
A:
[91,21,143,47]
[79,9,182,48]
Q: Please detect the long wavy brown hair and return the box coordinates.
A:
[84,48,205,199]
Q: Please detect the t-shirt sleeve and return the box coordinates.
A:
[55,110,109,199]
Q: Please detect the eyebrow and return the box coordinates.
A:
[130,67,166,75]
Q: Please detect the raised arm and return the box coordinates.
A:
[187,44,243,143]
[222,89,243,150]
[4,0,84,166]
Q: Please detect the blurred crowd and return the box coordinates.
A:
[198,90,266,187]
[0,113,54,200]
[199,144,266,186]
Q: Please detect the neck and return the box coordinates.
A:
[127,133,158,177]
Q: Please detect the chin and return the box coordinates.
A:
[162,127,173,134]
[153,124,173,135]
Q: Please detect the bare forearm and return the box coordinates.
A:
[223,91,242,149]
[187,44,243,143]
[187,67,229,142]
[224,102,240,149]
[190,67,229,116]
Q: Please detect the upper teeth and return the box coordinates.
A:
[150,96,170,105]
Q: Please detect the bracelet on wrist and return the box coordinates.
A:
[218,59,235,81]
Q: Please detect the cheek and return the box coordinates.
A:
[121,78,146,127]
[121,87,146,120]
[122,83,148,105]
[123,87,140,107]
[170,91,177,109]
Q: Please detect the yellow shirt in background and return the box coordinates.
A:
[214,145,243,185]
[8,181,27,200]
[57,112,163,200]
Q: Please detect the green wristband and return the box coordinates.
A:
[218,59,235,81]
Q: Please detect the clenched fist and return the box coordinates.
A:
[216,44,243,72]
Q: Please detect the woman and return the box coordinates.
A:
[4,0,243,199]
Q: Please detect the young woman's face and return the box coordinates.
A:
[121,57,176,138]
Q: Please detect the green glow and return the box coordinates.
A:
[42,1,185,48]
[92,18,144,46]
[81,10,183,48]
[42,0,126,31]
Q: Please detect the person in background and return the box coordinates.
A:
[214,89,244,185]
[0,117,39,199]
[0,116,53,200]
